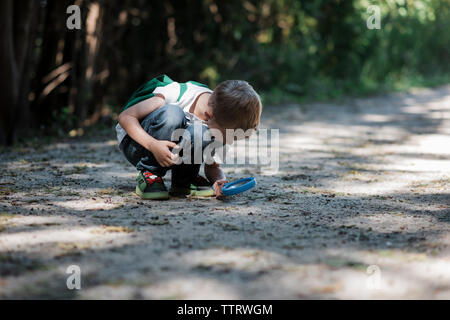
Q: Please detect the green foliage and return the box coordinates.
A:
[25,0,450,134]
[101,0,449,104]
[206,0,450,101]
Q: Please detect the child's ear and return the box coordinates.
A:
[205,110,213,120]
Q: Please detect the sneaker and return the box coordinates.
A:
[170,175,215,197]
[136,171,169,200]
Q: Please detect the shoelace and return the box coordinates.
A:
[142,172,162,184]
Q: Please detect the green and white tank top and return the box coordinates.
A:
[116,74,212,145]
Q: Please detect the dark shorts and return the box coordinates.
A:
[119,104,215,186]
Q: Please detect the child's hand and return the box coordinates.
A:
[150,140,178,167]
[213,179,228,197]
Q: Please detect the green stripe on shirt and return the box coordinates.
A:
[177,83,187,101]
[122,74,174,111]
[187,80,209,88]
[178,80,209,101]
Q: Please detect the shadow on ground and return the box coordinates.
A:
[0,85,449,299]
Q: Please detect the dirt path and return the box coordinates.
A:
[1,86,449,299]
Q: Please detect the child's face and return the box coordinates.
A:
[196,103,214,122]
[206,121,228,144]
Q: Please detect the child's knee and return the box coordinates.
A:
[174,122,218,165]
[160,104,185,129]
[185,122,212,149]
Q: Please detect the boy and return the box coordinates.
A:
[116,74,262,200]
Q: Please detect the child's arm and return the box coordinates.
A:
[205,162,227,196]
[118,96,177,167]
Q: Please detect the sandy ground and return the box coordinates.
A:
[0,86,449,299]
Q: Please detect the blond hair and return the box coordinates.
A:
[209,80,262,131]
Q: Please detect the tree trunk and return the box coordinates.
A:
[0,0,19,145]
[32,0,72,129]
[14,0,40,137]
[0,0,39,145]
[75,1,104,126]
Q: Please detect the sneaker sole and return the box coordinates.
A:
[170,187,215,197]
[135,186,169,200]
[190,189,215,197]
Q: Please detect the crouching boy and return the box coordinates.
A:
[116,74,262,200]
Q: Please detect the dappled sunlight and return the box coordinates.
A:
[407,135,450,156]
[0,214,71,227]
[323,248,450,299]
[139,276,240,300]
[268,86,450,197]
[332,214,438,235]
[0,224,135,252]
[386,157,449,173]
[53,198,125,211]
[79,246,450,299]
[1,0,449,300]
[1,85,449,299]
[360,113,398,123]
[176,248,289,273]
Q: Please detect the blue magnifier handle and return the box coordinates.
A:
[221,177,256,196]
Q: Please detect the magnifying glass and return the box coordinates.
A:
[222,177,256,196]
